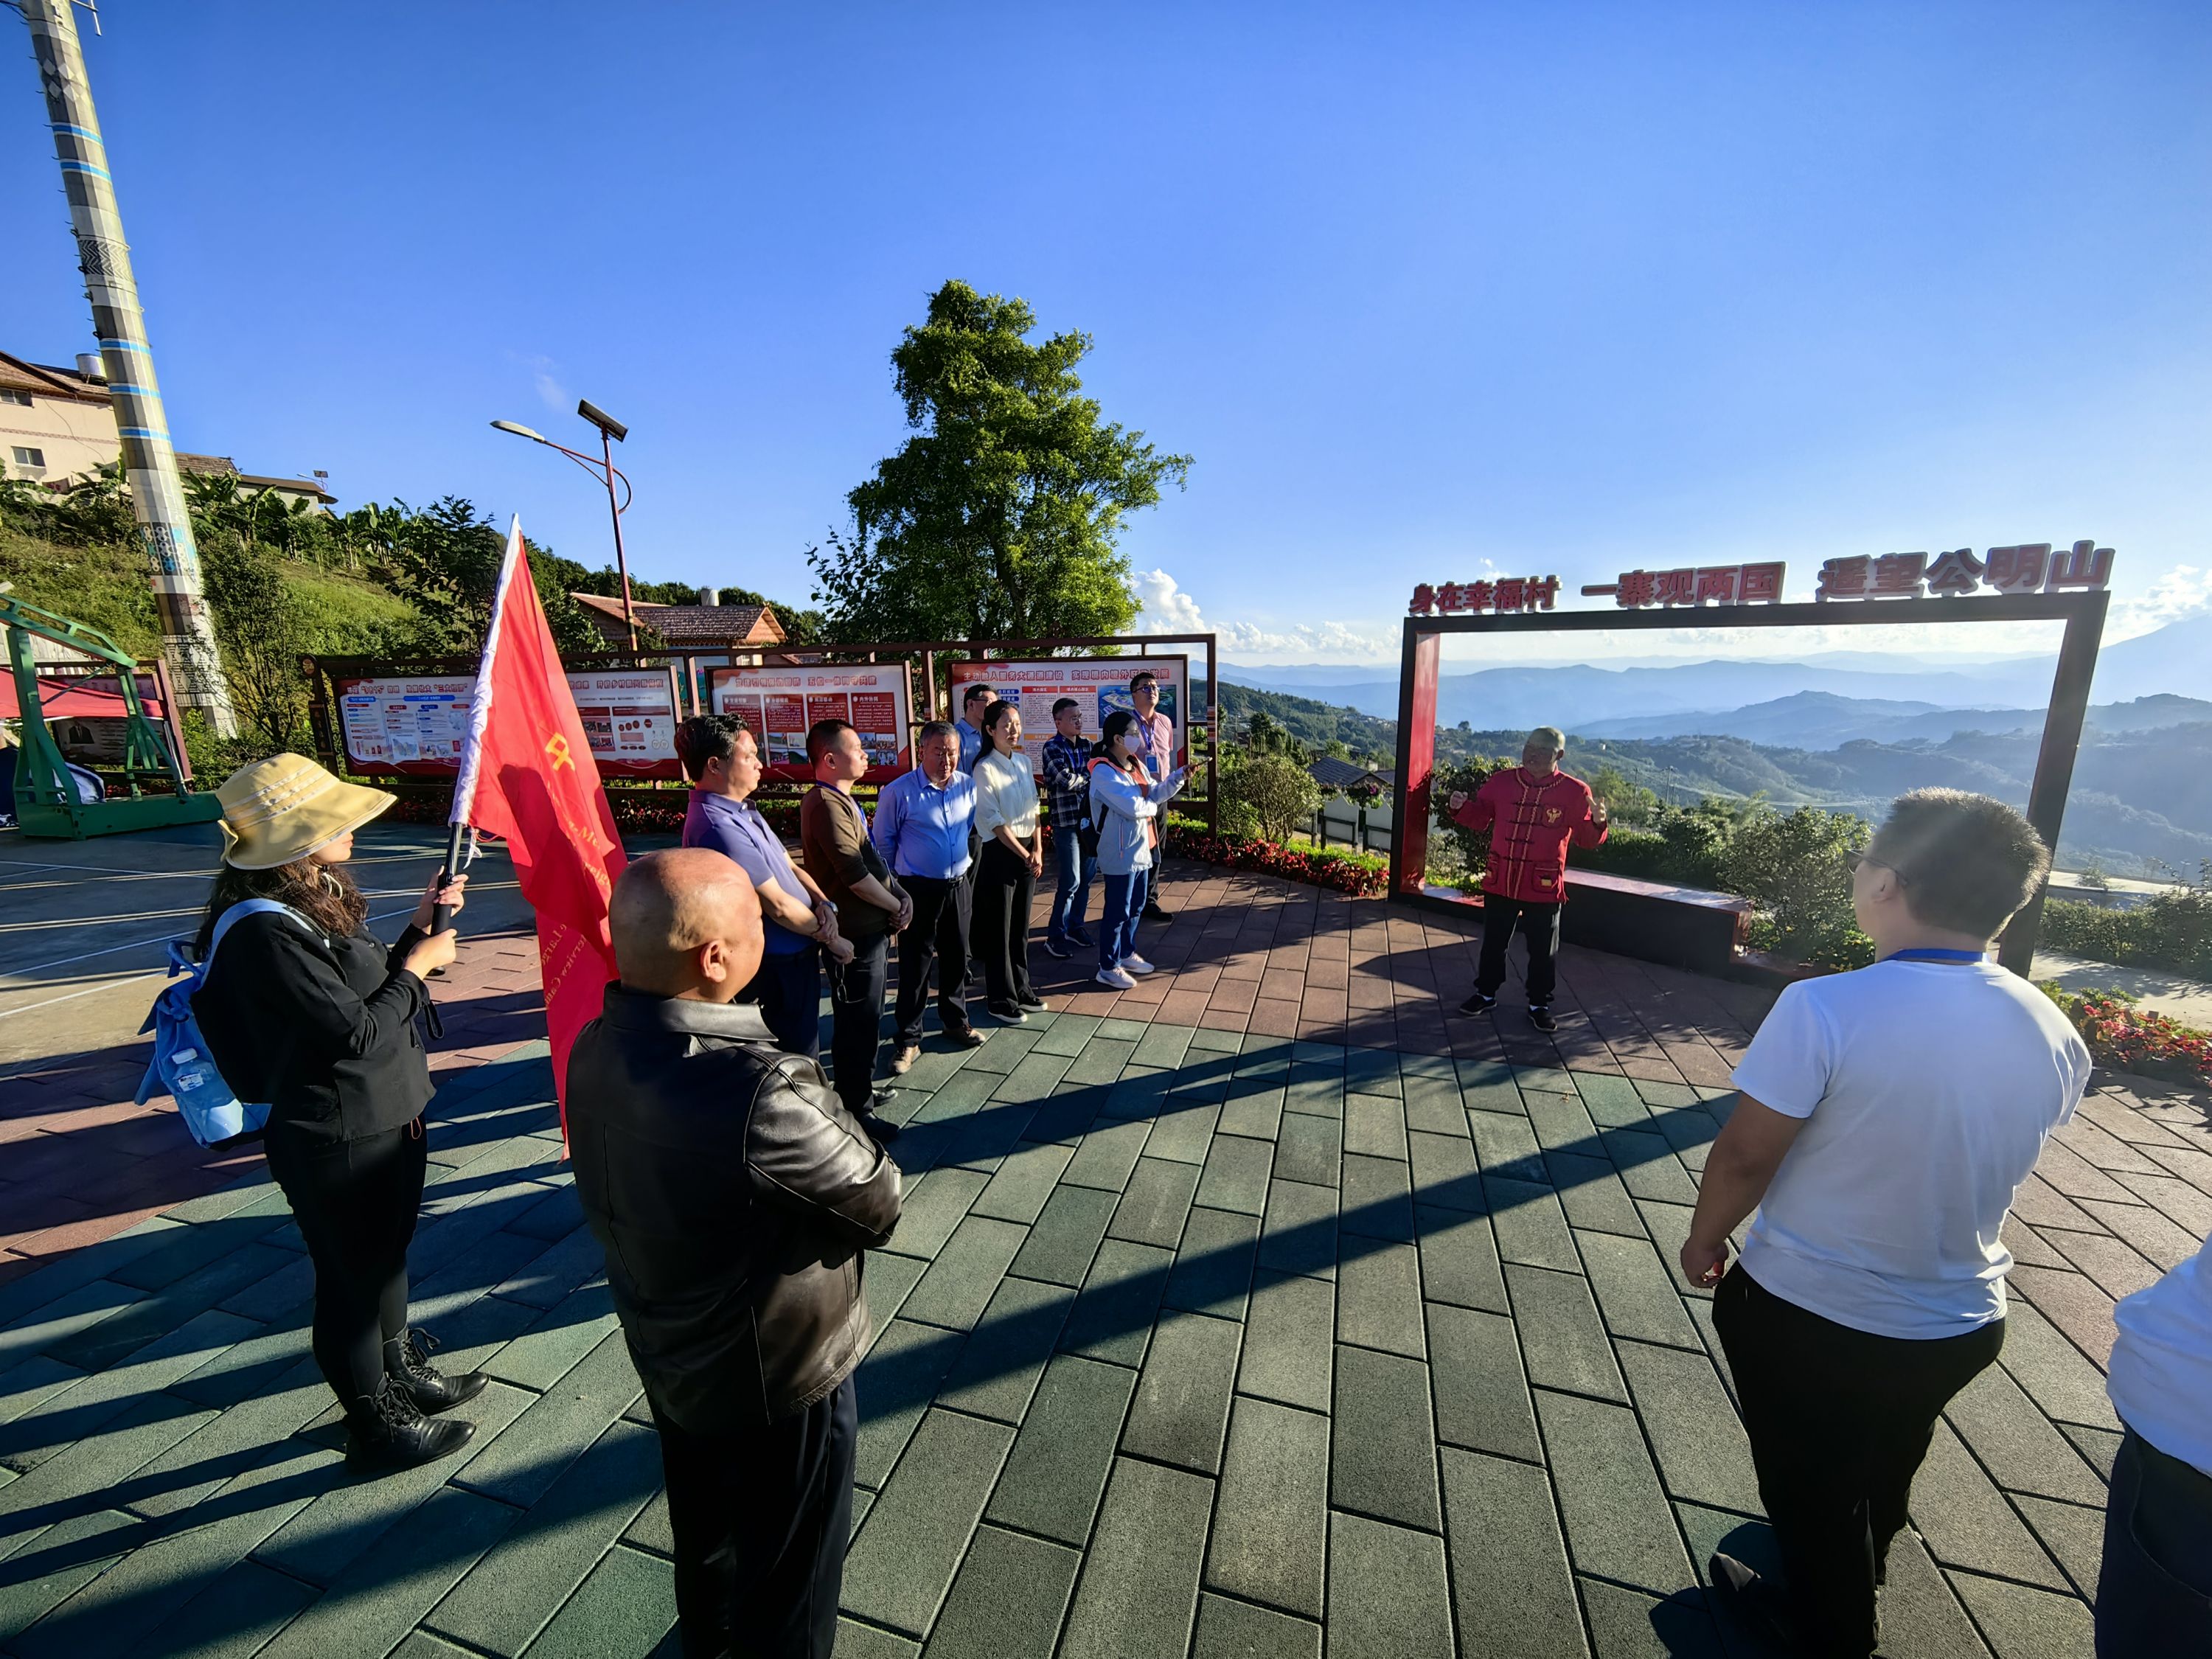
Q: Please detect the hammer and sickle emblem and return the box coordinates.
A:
[545,734,574,771]
[1545,807,1561,823]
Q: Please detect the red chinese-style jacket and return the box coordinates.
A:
[1452,768,1607,904]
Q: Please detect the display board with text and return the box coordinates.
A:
[946,656,1192,771]
[706,662,914,782]
[335,667,684,779]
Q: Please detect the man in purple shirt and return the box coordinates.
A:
[677,715,852,1060]
[1127,671,1177,922]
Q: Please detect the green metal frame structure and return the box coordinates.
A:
[1,594,220,838]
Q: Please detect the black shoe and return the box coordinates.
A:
[1015,990,1048,1011]
[945,1026,990,1048]
[985,1001,1029,1025]
[1708,1553,1804,1652]
[384,1328,487,1416]
[1528,1004,1558,1032]
[857,1109,902,1145]
[1456,991,1498,1015]
[1043,937,1071,959]
[1141,903,1173,922]
[346,1374,476,1473]
[1068,928,1096,947]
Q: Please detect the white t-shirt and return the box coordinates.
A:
[2108,1233,2212,1477]
[1731,959,2090,1340]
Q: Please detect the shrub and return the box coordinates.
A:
[2042,984,2212,1091]
[1164,816,1387,897]
[2039,884,2212,980]
[1220,751,1322,844]
[1721,806,1874,970]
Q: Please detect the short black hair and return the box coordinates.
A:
[1051,697,1080,717]
[675,713,750,782]
[1872,788,2051,939]
[919,719,957,748]
[963,684,993,709]
[805,717,854,765]
[1130,670,1159,692]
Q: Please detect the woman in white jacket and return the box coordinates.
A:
[1088,708,1194,989]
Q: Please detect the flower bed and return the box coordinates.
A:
[1163,820,1388,897]
[2042,984,2212,1092]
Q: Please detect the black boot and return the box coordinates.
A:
[384,1326,489,1415]
[345,1374,476,1472]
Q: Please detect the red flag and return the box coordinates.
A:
[451,518,626,1124]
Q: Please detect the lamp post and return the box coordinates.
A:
[491,400,637,648]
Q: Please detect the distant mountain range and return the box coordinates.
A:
[1581,692,2212,750]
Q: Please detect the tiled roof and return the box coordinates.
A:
[174,453,337,504]
[1307,754,1385,790]
[0,351,108,404]
[571,592,786,647]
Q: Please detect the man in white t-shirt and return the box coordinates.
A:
[1680,789,2090,1658]
[2098,1230,2212,1654]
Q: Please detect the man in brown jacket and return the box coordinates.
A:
[800,718,911,1143]
[566,849,902,1658]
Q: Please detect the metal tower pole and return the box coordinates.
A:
[19,0,235,734]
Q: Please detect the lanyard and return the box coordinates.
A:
[1884,947,1987,964]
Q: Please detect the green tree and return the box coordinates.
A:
[808,279,1191,641]
[1721,806,1873,969]
[1223,752,1323,844]
[201,532,307,755]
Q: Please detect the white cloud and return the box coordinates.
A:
[518,353,571,417]
[2111,563,2212,639]
[1125,568,1208,633]
[1125,567,1401,661]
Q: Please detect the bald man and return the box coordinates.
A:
[566,849,902,1659]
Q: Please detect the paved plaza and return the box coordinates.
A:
[2,829,2208,1656]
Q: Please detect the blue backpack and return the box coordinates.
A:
[138,899,318,1148]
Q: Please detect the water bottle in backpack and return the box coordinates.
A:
[138,898,316,1149]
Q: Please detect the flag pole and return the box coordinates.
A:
[439,517,527,933]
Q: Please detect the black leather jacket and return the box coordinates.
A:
[566,987,902,1433]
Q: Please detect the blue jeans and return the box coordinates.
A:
[1098,872,1143,973]
[1048,830,1096,943]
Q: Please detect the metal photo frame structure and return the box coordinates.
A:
[1388,591,2112,976]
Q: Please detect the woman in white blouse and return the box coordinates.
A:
[970,700,1048,1023]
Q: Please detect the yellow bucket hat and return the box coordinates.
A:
[215,753,396,869]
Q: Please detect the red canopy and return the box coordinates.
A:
[0,674,164,721]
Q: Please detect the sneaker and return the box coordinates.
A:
[985,1001,1029,1025]
[888,1044,919,1076]
[1456,991,1497,1016]
[1708,1553,1803,1651]
[1119,954,1155,975]
[1141,902,1174,922]
[1528,1004,1558,1032]
[1043,937,1071,959]
[945,1026,990,1048]
[1096,966,1138,990]
[1015,992,1048,1012]
[1068,927,1096,947]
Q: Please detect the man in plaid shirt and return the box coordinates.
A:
[1040,697,1096,956]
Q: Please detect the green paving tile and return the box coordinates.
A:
[984,1353,1137,1544]
[1326,1512,1454,1658]
[0,1354,84,1431]
[1109,1157,1203,1248]
[1284,1068,1346,1121]
[1447,1452,1590,1659]
[480,1274,622,1391]
[0,1391,215,1557]
[109,1203,290,1292]
[1576,1229,1702,1349]
[1994,1304,2121,1431]
[623,1486,672,1557]
[1164,1205,1259,1321]
[945,1097,1040,1172]
[1579,1578,1727,1658]
[1947,1570,2097,1659]
[1121,1310,1239,1474]
[1615,1339,1761,1515]
[1032,1014,1105,1057]
[1632,1078,1700,1110]
[1636,1200,1707,1301]
[1139,1093,1220,1166]
[1402,1074,1469,1137]
[217,1251,316,1322]
[897,1215,1027,1332]
[881,1165,990,1259]
[1102,1067,1180,1123]
[921,1523,1082,1659]
[1331,1344,1441,1531]
[1345,1048,1400,1097]
[518,1543,674,1658]
[831,1618,919,1658]
[504,1181,584,1242]
[1060,1457,1214,1659]
[1336,1240,1425,1358]
[1259,1178,1338,1281]
[991,1048,1079,1105]
[49,1244,295,1374]
[1507,1265,1627,1402]
[1206,1394,1329,1617]
[122,1362,333,1519]
[961,1024,1042,1073]
[150,1557,321,1658]
[2,1307,257,1472]
[863,1250,928,1335]
[1238,1270,1335,1413]
[1061,1117,1155,1192]
[1907,1422,2068,1590]
[1486,1175,1581,1273]
[852,1318,962,1487]
[1010,1184,1118,1287]
[1535,1388,1691,1593]
[489,1225,610,1311]
[843,1408,1013,1636]
[1338,1152,1413,1242]
[1219,1080,1286,1141]
[388,1635,479,1658]
[1189,1026,1248,1054]
[1059,1239,1173,1367]
[1471,1109,1548,1183]
[936,1273,1074,1424]
[1458,1060,1523,1118]
[1273,1112,1341,1188]
[254,1378,537,1585]
[1427,1304,1541,1461]
[0,1509,137,1645]
[1133,1020,1197,1071]
[428,1420,662,1656]
[1525,1088,1601,1152]
[1095,1016,1152,1041]
[1413,1202,1507,1314]
[0,1279,147,1375]
[455,1327,641,1509]
[1344,1093,1409,1162]
[1604,1128,1700,1205]
[1192,1593,1321,1659]
[2059,1421,2121,1482]
[1406,1129,1478,1211]
[1195,1133,1275,1216]
[1571,1070,1652,1128]
[970,1138,1077,1225]
[1548,1149,1647,1237]
[2014,1492,2103,1601]
[257,1484,520,1659]
[1944,1363,2108,1506]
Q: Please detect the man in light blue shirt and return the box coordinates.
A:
[953,684,993,773]
[873,720,985,1071]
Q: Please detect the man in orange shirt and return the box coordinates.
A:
[1446,726,1607,1032]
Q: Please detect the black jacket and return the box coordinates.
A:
[565,987,903,1433]
[192,909,434,1143]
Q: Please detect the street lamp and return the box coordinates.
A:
[490,401,639,649]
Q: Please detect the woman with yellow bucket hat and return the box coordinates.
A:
[192,753,486,1472]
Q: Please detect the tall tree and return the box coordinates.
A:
[808,280,1191,641]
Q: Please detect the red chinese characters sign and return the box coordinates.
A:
[1813,540,2114,601]
[1408,576,1562,616]
[1576,563,1785,609]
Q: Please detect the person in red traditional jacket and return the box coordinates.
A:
[1446,726,1608,1032]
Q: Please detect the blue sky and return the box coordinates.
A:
[7,2,2209,664]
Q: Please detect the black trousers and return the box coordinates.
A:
[744,943,822,1061]
[826,930,890,1110]
[893,872,973,1043]
[265,1119,428,1405]
[1477,894,1561,1004]
[2096,1426,2212,1656]
[652,1377,858,1659]
[1714,1265,2003,1658]
[970,840,1037,1009]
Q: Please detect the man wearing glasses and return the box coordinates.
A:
[1125,671,1178,922]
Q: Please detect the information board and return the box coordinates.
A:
[945,656,1192,771]
[335,667,684,779]
[706,662,914,782]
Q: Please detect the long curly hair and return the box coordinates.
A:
[195,858,368,960]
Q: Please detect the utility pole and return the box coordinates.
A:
[19,0,235,734]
